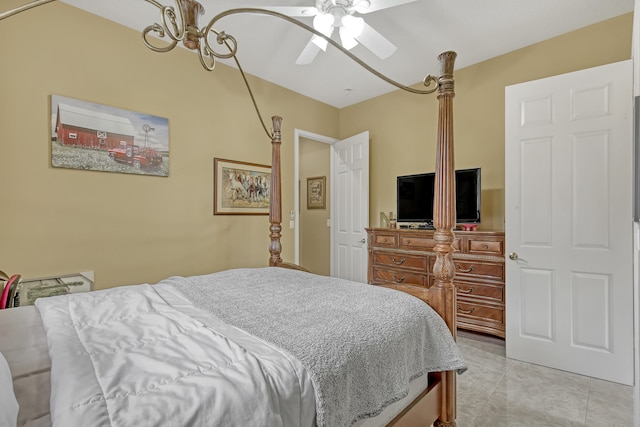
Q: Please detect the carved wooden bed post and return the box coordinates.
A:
[269,115,283,266]
[431,51,458,427]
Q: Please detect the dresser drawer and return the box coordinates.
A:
[399,235,436,251]
[465,238,504,255]
[399,235,461,251]
[374,253,428,272]
[428,258,504,281]
[456,301,504,324]
[373,267,428,287]
[453,260,504,281]
[371,232,398,248]
[456,280,504,303]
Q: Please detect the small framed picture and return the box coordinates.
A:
[307,176,326,209]
[214,158,271,215]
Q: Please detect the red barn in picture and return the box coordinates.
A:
[51,95,169,176]
[55,103,136,150]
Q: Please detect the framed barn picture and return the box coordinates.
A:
[50,94,169,176]
[214,158,271,215]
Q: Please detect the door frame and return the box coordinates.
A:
[293,129,338,270]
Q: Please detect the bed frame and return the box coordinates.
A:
[266,51,459,427]
[0,3,458,423]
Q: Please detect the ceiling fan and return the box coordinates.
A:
[265,0,418,65]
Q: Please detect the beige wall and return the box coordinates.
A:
[0,4,632,289]
[300,138,331,275]
[339,13,633,231]
[0,3,338,289]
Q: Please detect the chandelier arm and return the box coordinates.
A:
[143,24,180,53]
[197,43,217,71]
[144,1,240,61]
[160,5,185,42]
[203,30,239,60]
[143,0,187,45]
[226,42,273,139]
[206,8,439,94]
[199,26,272,138]
[0,0,56,21]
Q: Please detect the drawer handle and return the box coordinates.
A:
[392,273,406,283]
[458,286,474,294]
[456,264,474,273]
[391,257,406,265]
[482,244,489,250]
[457,305,475,315]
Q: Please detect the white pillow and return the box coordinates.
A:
[0,351,18,427]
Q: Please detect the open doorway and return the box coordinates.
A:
[299,137,331,274]
[293,129,337,272]
[294,129,370,282]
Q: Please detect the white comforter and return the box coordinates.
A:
[35,283,315,427]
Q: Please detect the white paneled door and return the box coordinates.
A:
[332,131,369,283]
[505,60,634,385]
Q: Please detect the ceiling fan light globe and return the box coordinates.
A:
[342,15,364,37]
[313,13,335,36]
[339,27,359,50]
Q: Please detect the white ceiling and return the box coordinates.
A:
[55,0,634,108]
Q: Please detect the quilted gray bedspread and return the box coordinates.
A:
[165,267,465,427]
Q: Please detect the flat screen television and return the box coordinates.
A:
[396,168,481,225]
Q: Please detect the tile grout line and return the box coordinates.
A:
[582,377,592,426]
[472,352,512,426]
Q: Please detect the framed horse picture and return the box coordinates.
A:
[213,158,271,215]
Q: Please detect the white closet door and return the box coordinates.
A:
[505,60,634,385]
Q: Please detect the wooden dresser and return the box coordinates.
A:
[366,228,506,338]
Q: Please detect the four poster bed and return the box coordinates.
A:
[0,59,461,427]
[1,3,463,427]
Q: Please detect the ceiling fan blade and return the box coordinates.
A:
[353,0,418,14]
[295,36,322,65]
[355,21,397,59]
[259,6,318,17]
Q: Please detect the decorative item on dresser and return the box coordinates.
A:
[367,228,506,338]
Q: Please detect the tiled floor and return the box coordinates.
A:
[456,331,634,426]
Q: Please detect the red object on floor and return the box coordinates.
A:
[0,275,20,309]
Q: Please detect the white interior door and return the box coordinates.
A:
[332,131,369,282]
[505,60,634,385]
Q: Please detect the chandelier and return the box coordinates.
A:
[1,0,443,138]
[140,0,437,90]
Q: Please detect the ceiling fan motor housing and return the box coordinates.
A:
[316,0,370,26]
